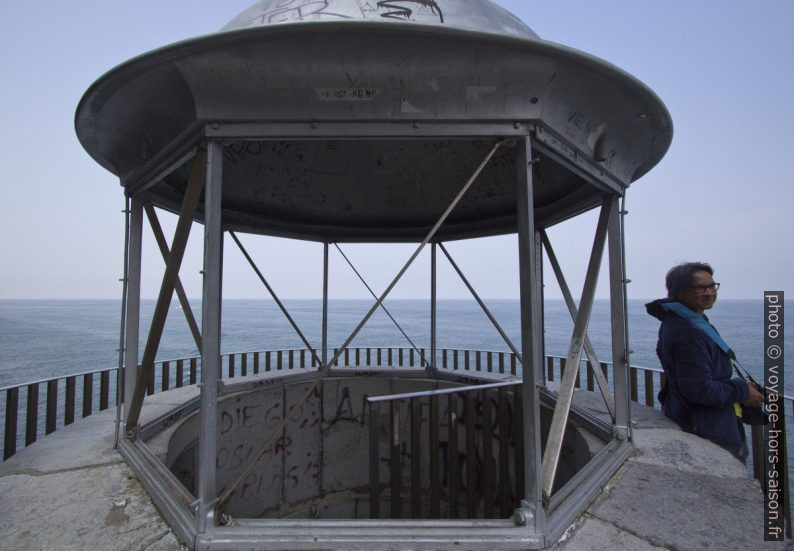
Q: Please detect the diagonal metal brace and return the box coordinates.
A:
[229,231,323,369]
[125,148,206,435]
[540,229,615,419]
[438,242,523,363]
[144,203,203,352]
[333,243,430,368]
[540,194,614,499]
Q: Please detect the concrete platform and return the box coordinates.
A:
[0,386,788,550]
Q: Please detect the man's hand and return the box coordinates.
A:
[743,382,765,407]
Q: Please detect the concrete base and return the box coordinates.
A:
[0,387,788,550]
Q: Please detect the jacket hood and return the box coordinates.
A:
[645,298,676,321]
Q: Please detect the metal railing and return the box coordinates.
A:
[367,379,524,519]
[1,347,790,537]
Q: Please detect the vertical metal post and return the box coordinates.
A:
[114,197,130,446]
[430,243,437,374]
[608,194,631,436]
[515,135,545,531]
[198,141,223,531]
[124,197,142,419]
[323,242,329,368]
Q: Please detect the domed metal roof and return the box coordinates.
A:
[220,0,539,39]
[76,0,672,241]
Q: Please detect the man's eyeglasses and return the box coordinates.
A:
[690,282,720,294]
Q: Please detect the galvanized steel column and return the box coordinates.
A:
[516,136,545,532]
[198,141,223,530]
[608,195,631,437]
[323,242,329,367]
[430,243,437,372]
[123,196,142,414]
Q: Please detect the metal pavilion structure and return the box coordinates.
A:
[75,1,672,548]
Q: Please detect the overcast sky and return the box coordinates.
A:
[0,1,791,301]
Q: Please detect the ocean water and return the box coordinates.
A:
[0,298,789,398]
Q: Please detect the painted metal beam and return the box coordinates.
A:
[516,136,545,532]
[114,196,131,447]
[540,230,615,419]
[144,203,203,352]
[123,197,143,419]
[125,149,206,434]
[608,195,631,436]
[198,141,224,531]
[540,194,614,500]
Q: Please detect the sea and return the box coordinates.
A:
[0,298,789,399]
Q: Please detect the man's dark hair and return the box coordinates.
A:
[665,262,713,298]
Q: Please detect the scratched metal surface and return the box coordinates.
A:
[76,0,672,241]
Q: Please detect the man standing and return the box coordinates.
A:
[646,262,765,462]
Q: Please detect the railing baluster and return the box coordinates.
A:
[241,353,248,376]
[390,401,401,518]
[100,371,110,410]
[586,361,594,392]
[176,360,184,388]
[65,376,75,426]
[253,352,260,374]
[45,380,57,435]
[82,373,93,418]
[356,347,361,367]
[601,361,609,382]
[644,370,654,406]
[410,348,415,367]
[546,356,554,382]
[399,348,404,367]
[630,367,638,402]
[228,354,235,379]
[289,350,294,370]
[277,350,283,371]
[25,384,39,446]
[498,387,510,517]
[300,350,305,370]
[146,363,154,396]
[377,348,382,367]
[453,350,459,371]
[367,347,371,366]
[410,397,421,518]
[3,388,18,460]
[429,395,440,518]
[464,350,470,372]
[266,351,272,372]
[369,401,380,519]
[482,389,494,518]
[442,349,448,370]
[448,393,459,518]
[511,354,517,376]
[513,389,524,510]
[465,392,477,518]
[190,357,197,384]
[499,353,505,375]
[488,351,493,374]
[476,351,481,372]
[388,348,393,367]
[162,361,170,392]
[344,348,349,367]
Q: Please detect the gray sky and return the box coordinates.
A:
[1,1,792,301]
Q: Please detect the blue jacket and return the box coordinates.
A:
[646,299,749,447]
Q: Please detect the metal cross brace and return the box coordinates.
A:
[540,194,614,499]
[540,229,615,419]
